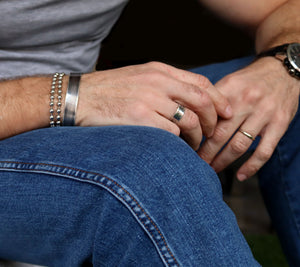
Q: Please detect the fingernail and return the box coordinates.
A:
[225,105,232,117]
[237,173,247,181]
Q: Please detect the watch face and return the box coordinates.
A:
[287,43,300,71]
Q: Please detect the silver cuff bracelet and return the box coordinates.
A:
[63,73,81,126]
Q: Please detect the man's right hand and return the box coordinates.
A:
[76,62,232,150]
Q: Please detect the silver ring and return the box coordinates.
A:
[173,104,185,121]
[239,130,255,141]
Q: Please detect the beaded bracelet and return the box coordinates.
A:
[63,73,81,126]
[50,72,64,127]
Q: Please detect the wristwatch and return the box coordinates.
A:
[256,43,300,79]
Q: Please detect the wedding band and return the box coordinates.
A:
[239,130,255,141]
[173,104,185,121]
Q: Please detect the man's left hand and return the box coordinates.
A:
[198,56,300,180]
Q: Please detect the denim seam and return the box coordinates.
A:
[0,160,180,267]
[276,144,300,238]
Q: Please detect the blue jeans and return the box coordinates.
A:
[0,57,282,267]
[193,56,300,267]
[0,126,259,266]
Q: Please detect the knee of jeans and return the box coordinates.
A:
[80,125,196,165]
[100,126,200,168]
[57,126,218,197]
[95,126,222,198]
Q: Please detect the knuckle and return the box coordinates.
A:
[198,91,212,109]
[198,144,214,163]
[196,75,211,89]
[187,86,203,102]
[146,61,169,72]
[229,138,249,155]
[212,125,228,142]
[221,73,238,86]
[275,111,290,126]
[256,147,273,162]
[197,151,208,162]
[243,88,263,104]
[146,61,162,69]
[245,162,260,177]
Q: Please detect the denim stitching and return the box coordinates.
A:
[0,161,180,267]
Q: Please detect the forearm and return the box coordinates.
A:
[199,0,300,52]
[255,0,300,52]
[199,0,285,31]
[0,76,67,140]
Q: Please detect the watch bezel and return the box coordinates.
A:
[287,43,300,72]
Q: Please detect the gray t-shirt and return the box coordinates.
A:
[0,0,128,79]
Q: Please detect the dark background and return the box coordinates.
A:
[97,0,254,70]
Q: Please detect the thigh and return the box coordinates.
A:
[0,126,259,266]
[0,126,171,266]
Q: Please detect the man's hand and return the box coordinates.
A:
[76,62,232,150]
[198,57,300,180]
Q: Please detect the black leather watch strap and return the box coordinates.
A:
[256,43,289,58]
[256,43,300,79]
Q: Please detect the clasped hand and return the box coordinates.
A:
[75,59,299,180]
[198,57,300,180]
[75,62,232,151]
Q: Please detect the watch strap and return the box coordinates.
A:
[256,43,289,58]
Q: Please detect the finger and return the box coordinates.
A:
[181,89,218,138]
[153,63,232,119]
[207,82,233,119]
[157,100,203,150]
[133,109,202,151]
[197,118,238,164]
[210,112,267,173]
[236,123,286,181]
[148,77,218,138]
[128,108,181,137]
[171,105,203,151]
[210,128,256,173]
[130,63,219,137]
[131,92,203,150]
[170,83,218,138]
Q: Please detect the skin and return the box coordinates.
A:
[0,63,232,151]
[198,0,300,180]
[1,0,299,181]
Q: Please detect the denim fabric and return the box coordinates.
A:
[190,56,254,82]
[259,109,300,266]
[0,126,259,266]
[193,56,300,267]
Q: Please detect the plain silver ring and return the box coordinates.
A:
[173,104,185,121]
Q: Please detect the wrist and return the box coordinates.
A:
[19,76,53,129]
[256,43,300,80]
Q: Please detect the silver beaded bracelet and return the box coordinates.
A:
[63,73,81,126]
[50,72,64,127]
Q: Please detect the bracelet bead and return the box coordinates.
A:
[50,72,65,127]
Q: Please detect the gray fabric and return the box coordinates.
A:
[0,0,128,79]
